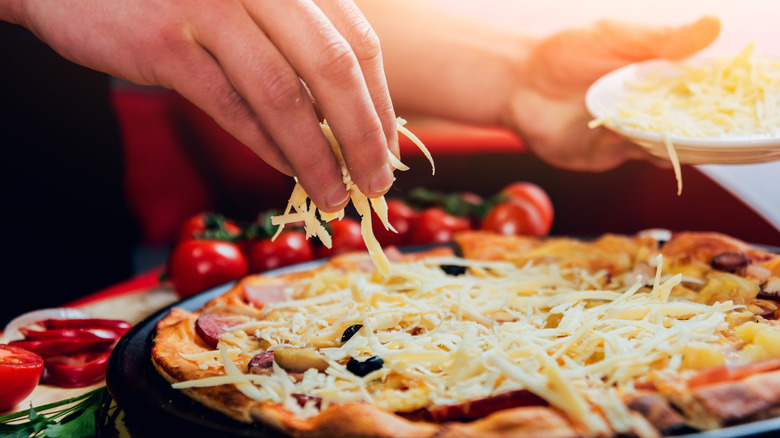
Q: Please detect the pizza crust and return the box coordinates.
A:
[151,308,264,423]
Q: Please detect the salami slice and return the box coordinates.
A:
[248,351,275,374]
[243,283,288,308]
[194,313,246,348]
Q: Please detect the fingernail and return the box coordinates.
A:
[324,184,349,209]
[368,165,394,196]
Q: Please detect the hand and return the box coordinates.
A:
[7,0,398,211]
[504,16,721,171]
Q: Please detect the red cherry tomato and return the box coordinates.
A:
[0,344,44,411]
[247,231,314,272]
[409,208,472,245]
[371,199,419,247]
[175,212,242,245]
[500,182,554,232]
[167,240,249,298]
[317,218,366,258]
[481,199,548,236]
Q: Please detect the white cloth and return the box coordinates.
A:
[697,162,780,233]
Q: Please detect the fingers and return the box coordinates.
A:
[596,15,721,62]
[651,15,721,59]
[192,1,351,212]
[246,0,396,200]
[164,37,295,177]
[316,0,400,160]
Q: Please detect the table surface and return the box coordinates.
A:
[2,268,177,415]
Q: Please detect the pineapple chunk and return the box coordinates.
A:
[735,321,762,343]
[697,272,759,305]
[735,323,780,362]
[741,344,771,363]
[726,311,756,329]
[682,343,726,370]
[753,327,780,358]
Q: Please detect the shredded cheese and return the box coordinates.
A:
[176,252,745,433]
[589,44,780,195]
[271,118,433,275]
[610,44,780,139]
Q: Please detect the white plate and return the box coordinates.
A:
[585,59,780,165]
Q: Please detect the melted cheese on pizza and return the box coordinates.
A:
[171,250,763,435]
[270,118,434,275]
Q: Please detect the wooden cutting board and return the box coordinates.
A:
[3,286,179,414]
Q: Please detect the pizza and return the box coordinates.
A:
[151,230,780,437]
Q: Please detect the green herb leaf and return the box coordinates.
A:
[0,405,54,437]
[407,187,487,218]
[0,387,116,438]
[195,212,241,242]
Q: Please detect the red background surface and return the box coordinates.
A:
[113,87,780,249]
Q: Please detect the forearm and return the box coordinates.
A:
[0,0,25,25]
[357,0,536,127]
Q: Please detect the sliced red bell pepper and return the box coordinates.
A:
[9,317,132,388]
[19,327,120,341]
[9,337,115,357]
[41,351,111,387]
[41,318,132,335]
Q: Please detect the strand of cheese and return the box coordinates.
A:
[271,118,433,276]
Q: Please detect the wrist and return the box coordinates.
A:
[486,30,538,129]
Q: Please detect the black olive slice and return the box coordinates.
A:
[346,356,384,377]
[341,324,364,343]
[440,264,467,276]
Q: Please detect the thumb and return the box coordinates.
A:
[597,16,721,61]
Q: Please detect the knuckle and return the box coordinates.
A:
[349,125,387,166]
[258,65,305,110]
[345,21,382,62]
[316,39,359,84]
[217,87,254,123]
[374,98,395,120]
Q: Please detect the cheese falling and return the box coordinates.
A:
[173,253,743,434]
[270,118,434,276]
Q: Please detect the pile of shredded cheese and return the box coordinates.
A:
[589,44,780,196]
[271,118,434,275]
[174,253,744,434]
[597,44,780,139]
